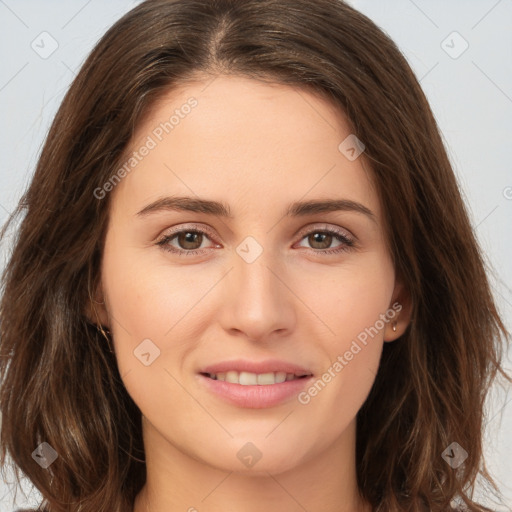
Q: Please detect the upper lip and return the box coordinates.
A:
[199,359,313,376]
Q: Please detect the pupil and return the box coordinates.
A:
[311,233,331,249]
[180,232,201,249]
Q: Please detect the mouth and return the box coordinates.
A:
[200,371,313,385]
[196,359,313,409]
[196,360,315,408]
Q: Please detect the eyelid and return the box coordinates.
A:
[158,222,355,244]
[159,223,218,241]
[295,222,354,241]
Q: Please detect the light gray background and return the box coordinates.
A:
[0,0,511,510]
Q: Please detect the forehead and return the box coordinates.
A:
[110,75,378,220]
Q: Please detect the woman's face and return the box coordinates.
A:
[97,75,408,475]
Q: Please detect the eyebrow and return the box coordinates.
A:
[136,196,376,223]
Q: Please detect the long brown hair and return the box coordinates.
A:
[1,1,510,511]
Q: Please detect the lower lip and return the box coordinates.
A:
[197,373,314,408]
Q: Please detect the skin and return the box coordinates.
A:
[90,74,411,512]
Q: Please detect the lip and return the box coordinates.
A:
[196,359,314,409]
[199,358,313,376]
[197,373,314,408]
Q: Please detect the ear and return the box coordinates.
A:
[84,281,110,329]
[384,278,413,342]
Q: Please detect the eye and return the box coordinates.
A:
[156,226,219,256]
[294,226,356,255]
[155,224,356,257]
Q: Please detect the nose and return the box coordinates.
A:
[218,243,297,343]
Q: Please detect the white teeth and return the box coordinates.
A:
[257,372,276,385]
[226,371,239,384]
[275,371,287,383]
[207,371,304,385]
[239,371,258,385]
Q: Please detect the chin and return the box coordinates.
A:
[199,438,308,476]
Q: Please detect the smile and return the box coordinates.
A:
[202,370,311,385]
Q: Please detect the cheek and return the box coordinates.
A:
[297,251,394,349]
[100,246,210,421]
[101,239,229,389]
[101,243,183,353]
[295,253,394,411]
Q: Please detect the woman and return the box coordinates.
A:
[1,0,510,511]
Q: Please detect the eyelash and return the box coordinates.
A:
[155,225,356,257]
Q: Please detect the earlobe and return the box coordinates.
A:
[384,318,401,342]
[384,279,413,343]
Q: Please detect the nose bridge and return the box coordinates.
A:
[221,235,295,340]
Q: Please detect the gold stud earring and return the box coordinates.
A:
[392,321,397,332]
